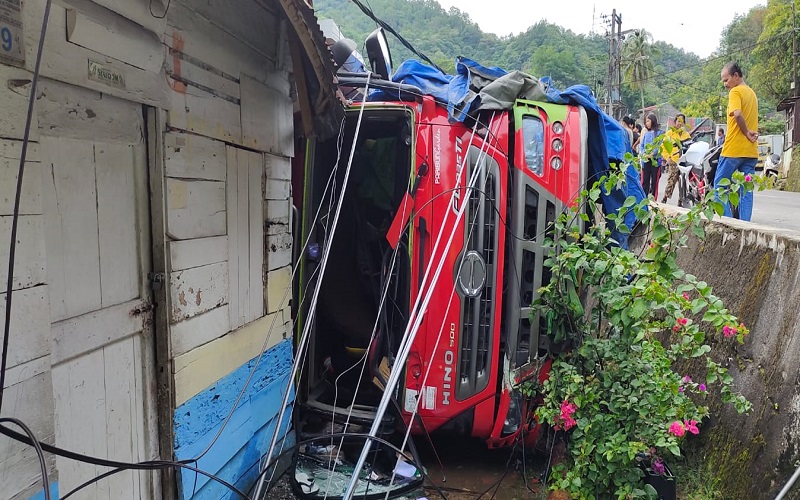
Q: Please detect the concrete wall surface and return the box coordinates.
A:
[669,213,800,498]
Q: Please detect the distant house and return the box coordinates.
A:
[777,96,800,150]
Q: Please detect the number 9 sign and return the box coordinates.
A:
[0,4,26,66]
[1,26,12,52]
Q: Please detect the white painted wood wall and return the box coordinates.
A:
[0,0,298,498]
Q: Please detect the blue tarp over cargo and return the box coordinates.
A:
[369,57,646,247]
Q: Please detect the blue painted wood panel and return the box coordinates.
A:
[173,339,295,499]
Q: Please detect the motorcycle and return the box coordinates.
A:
[676,141,722,207]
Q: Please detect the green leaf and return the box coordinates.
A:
[667,445,681,457]
[717,177,731,187]
[691,223,705,239]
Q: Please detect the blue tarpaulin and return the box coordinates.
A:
[370,57,645,247]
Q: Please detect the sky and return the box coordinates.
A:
[433,0,765,58]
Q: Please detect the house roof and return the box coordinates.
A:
[272,0,344,139]
[777,96,800,112]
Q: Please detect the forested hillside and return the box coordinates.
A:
[315,0,701,115]
[317,0,790,124]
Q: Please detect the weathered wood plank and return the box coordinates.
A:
[266,265,292,315]
[53,348,110,498]
[266,199,290,236]
[0,141,41,216]
[266,232,292,271]
[240,74,293,155]
[165,131,227,181]
[172,0,279,63]
[0,64,38,142]
[0,371,56,500]
[2,353,49,389]
[37,79,144,144]
[236,149,250,326]
[265,151,291,181]
[248,150,265,321]
[84,0,167,35]
[0,216,46,291]
[166,81,243,145]
[51,297,148,365]
[41,137,101,321]
[22,1,169,107]
[170,303,230,358]
[0,285,50,370]
[165,51,240,101]
[96,142,140,308]
[265,154,291,200]
[169,235,229,271]
[103,337,143,498]
[172,310,289,406]
[226,146,241,331]
[165,1,275,85]
[169,261,229,323]
[165,178,226,240]
[66,2,163,72]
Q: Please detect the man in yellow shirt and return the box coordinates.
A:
[660,113,691,205]
[715,62,759,220]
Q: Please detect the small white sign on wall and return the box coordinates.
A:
[0,0,25,66]
[88,60,126,89]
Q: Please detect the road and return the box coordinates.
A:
[658,175,800,234]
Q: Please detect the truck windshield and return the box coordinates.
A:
[522,116,545,176]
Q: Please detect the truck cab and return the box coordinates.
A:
[295,79,588,449]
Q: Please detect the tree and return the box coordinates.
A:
[751,0,794,104]
[623,30,657,113]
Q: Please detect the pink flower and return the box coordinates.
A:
[678,386,684,393]
[555,400,578,431]
[682,375,692,384]
[745,174,753,182]
[678,317,688,326]
[684,419,700,435]
[723,325,735,338]
[673,325,680,333]
[651,458,666,475]
[698,383,707,392]
[682,292,691,301]
[668,421,686,437]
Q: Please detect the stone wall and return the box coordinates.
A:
[668,213,800,498]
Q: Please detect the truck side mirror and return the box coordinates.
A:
[365,27,392,79]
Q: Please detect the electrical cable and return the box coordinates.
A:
[348,0,444,73]
[149,0,172,19]
[0,423,250,499]
[0,0,52,414]
[253,73,374,500]
[0,418,51,500]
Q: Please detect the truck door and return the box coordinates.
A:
[505,100,588,383]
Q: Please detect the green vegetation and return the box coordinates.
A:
[317,0,799,121]
[528,155,760,498]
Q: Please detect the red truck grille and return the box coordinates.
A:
[456,155,499,400]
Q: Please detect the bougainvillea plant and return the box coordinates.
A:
[529,155,756,499]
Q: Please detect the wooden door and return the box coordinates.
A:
[40,83,158,499]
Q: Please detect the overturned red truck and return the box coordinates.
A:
[293,31,644,459]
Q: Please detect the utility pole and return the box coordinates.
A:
[793,0,797,97]
[604,9,623,118]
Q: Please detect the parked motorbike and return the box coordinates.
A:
[764,152,781,178]
[676,141,722,207]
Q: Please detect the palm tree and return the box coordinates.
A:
[622,30,657,114]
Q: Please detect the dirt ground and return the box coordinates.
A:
[266,433,552,499]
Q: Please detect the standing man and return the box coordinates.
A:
[660,113,691,205]
[715,62,758,220]
[716,128,725,147]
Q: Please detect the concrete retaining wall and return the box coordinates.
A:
[669,213,800,498]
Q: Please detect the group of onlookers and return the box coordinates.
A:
[617,62,759,221]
